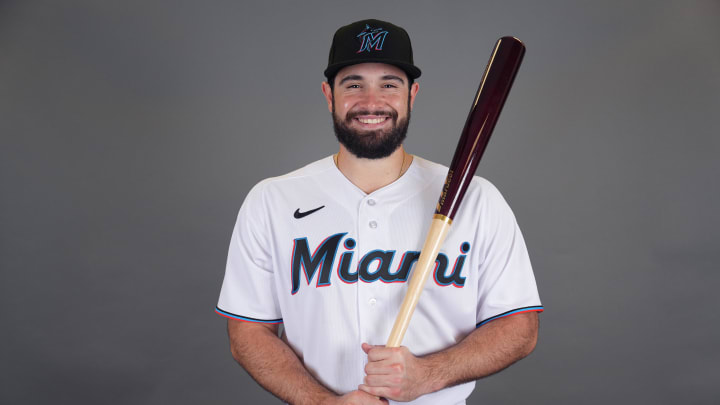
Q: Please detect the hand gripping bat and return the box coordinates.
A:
[386,36,526,347]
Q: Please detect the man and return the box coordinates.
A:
[216,19,543,405]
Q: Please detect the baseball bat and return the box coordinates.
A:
[386,36,526,347]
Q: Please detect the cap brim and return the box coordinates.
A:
[324,59,422,81]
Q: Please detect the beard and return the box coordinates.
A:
[332,102,410,159]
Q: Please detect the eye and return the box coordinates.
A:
[346,84,361,89]
[383,83,398,88]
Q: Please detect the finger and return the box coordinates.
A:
[366,346,397,362]
[354,390,388,405]
[358,383,391,398]
[361,342,374,354]
[362,343,387,356]
[364,373,401,387]
[365,358,400,375]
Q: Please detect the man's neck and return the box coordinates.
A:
[335,147,411,194]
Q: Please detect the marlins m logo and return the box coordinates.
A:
[356,24,388,53]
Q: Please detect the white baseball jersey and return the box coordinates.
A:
[216,155,543,405]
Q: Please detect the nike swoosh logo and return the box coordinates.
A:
[294,205,325,219]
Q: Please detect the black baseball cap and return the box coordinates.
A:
[324,19,421,81]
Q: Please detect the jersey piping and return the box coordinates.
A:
[215,306,283,324]
[476,305,544,327]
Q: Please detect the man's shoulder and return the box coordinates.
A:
[411,155,447,174]
[411,155,498,195]
[270,155,335,182]
[249,155,335,193]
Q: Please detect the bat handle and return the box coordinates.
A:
[386,215,453,347]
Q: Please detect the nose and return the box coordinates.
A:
[358,87,386,110]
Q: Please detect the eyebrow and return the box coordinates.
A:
[337,74,406,85]
[338,75,363,85]
[381,75,405,85]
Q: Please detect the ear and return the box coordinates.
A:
[321,81,333,113]
[409,82,420,110]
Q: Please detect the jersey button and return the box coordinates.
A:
[368,298,377,306]
[367,199,376,206]
[369,220,378,229]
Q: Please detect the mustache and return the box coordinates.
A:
[345,109,398,122]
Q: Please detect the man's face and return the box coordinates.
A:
[321,63,419,159]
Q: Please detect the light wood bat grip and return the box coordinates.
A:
[386,215,452,347]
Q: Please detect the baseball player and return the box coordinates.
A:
[216,19,543,405]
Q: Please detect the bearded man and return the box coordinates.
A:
[216,19,543,405]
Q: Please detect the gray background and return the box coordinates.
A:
[1,1,719,404]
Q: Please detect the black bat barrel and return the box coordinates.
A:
[435,36,525,220]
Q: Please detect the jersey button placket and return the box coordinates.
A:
[367,198,378,229]
[357,196,380,345]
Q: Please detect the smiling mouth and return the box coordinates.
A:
[356,116,389,124]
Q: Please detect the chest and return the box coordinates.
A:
[267,193,480,302]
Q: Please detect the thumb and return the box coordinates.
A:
[361,342,373,354]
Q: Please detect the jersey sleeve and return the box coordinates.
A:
[216,182,282,324]
[475,180,543,327]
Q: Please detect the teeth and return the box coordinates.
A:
[358,117,387,124]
